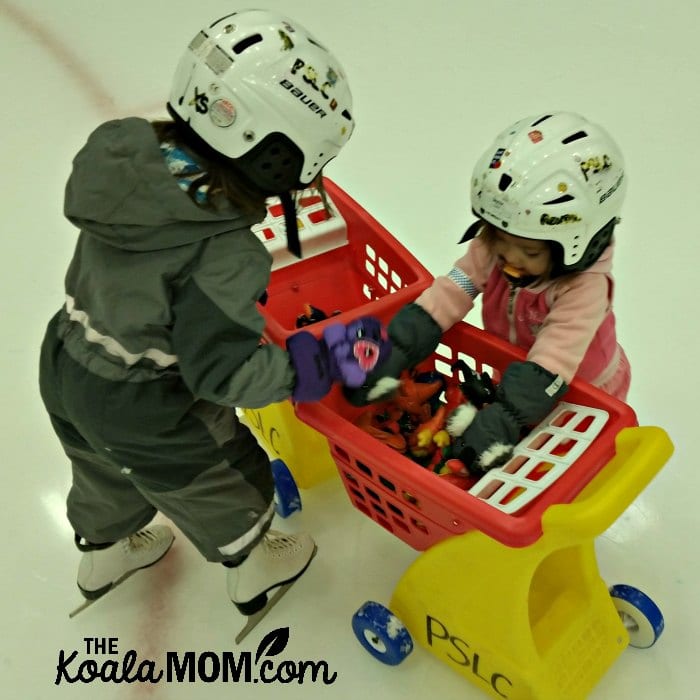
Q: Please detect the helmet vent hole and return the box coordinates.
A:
[498,174,512,191]
[342,109,352,121]
[543,194,574,205]
[531,115,552,127]
[562,130,587,144]
[233,34,263,54]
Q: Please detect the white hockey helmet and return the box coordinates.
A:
[168,10,354,193]
[469,112,626,273]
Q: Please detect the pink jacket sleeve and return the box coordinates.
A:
[414,237,495,331]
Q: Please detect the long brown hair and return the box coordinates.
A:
[151,120,331,220]
[151,120,270,215]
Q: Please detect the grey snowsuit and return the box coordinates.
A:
[39,118,298,562]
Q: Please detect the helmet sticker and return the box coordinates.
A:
[188,31,210,54]
[528,130,543,143]
[210,99,236,127]
[205,45,234,75]
[279,30,294,50]
[580,154,611,181]
[540,213,582,225]
[490,148,506,169]
[290,58,339,110]
[190,87,209,114]
[325,67,339,87]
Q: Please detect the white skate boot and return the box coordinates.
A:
[228,530,317,643]
[69,525,175,617]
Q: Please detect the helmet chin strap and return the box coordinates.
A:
[279,190,302,258]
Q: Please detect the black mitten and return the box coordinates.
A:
[447,361,568,474]
[343,303,442,406]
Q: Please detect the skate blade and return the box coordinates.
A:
[235,581,294,644]
[68,535,175,619]
[235,545,317,644]
[68,569,139,619]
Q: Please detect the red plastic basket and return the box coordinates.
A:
[296,321,638,550]
[258,179,433,345]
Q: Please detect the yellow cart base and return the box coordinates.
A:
[243,400,338,489]
[389,426,673,700]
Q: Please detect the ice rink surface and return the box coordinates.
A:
[1,1,697,698]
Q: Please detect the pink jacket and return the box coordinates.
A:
[415,236,630,400]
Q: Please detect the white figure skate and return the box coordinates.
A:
[69,525,175,618]
[228,530,317,643]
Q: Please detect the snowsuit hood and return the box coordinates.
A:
[64,117,255,252]
[54,116,295,408]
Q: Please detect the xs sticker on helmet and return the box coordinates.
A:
[191,87,209,114]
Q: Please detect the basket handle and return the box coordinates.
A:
[540,426,673,539]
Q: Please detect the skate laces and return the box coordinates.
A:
[124,529,160,552]
[263,531,303,554]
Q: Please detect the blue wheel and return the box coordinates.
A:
[609,584,665,648]
[352,601,413,665]
[271,459,301,518]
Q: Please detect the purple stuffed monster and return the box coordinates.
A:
[287,316,391,402]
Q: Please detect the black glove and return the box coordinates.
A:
[343,303,443,406]
[446,361,568,475]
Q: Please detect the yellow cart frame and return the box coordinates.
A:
[389,426,672,699]
[248,403,672,699]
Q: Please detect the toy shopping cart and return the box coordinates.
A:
[243,179,673,698]
[243,178,433,487]
[294,321,673,700]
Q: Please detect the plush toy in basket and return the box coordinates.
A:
[352,361,523,489]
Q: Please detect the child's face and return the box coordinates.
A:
[492,229,551,278]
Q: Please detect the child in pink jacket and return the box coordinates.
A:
[348,112,629,474]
